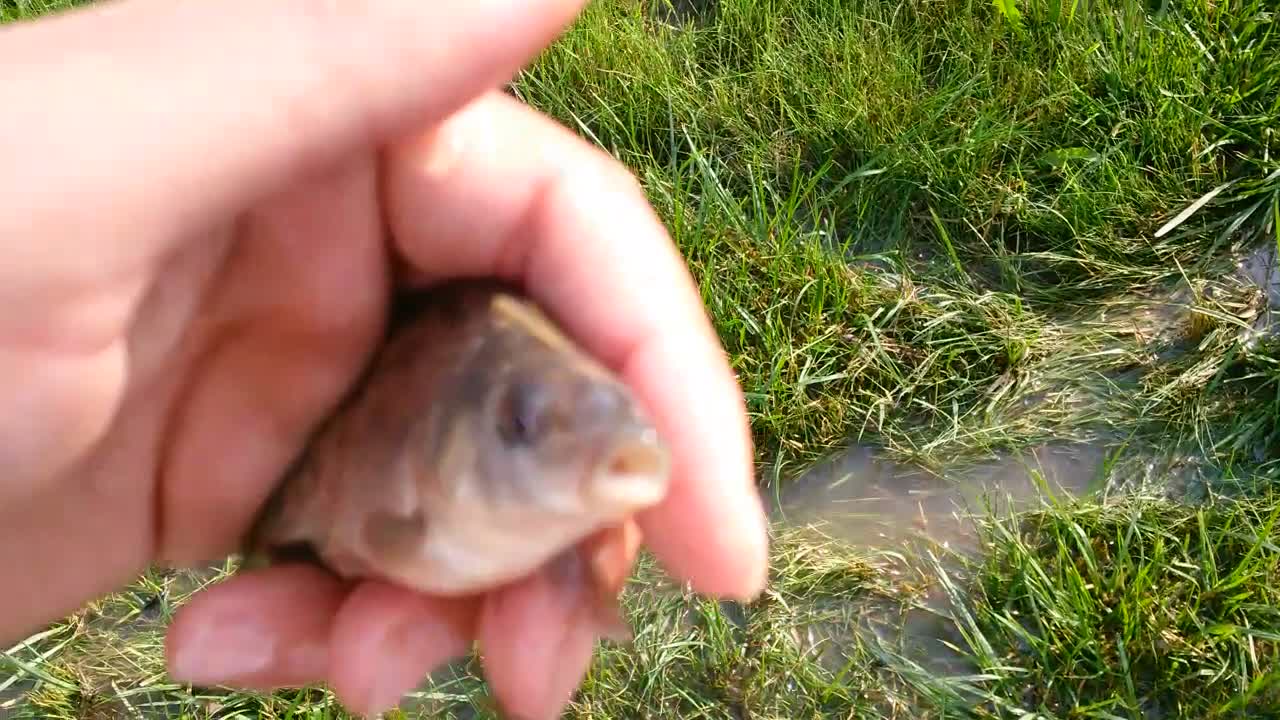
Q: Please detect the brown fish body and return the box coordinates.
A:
[243,279,671,611]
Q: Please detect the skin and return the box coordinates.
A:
[0,1,768,718]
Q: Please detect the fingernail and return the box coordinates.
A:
[169,617,276,685]
[728,487,771,601]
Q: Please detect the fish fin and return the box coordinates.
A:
[361,508,430,566]
[580,520,643,646]
[583,520,643,596]
[542,540,635,646]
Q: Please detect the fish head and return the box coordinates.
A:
[428,295,672,529]
[479,358,671,518]
[244,282,674,596]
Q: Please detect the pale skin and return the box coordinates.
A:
[0,0,769,718]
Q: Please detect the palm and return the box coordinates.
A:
[1,80,766,716]
[3,1,768,715]
[1,159,390,638]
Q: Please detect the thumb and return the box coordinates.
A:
[0,0,586,314]
[0,0,586,497]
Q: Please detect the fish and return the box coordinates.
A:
[240,277,673,640]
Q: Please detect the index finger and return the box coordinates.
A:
[0,0,589,297]
[382,92,769,600]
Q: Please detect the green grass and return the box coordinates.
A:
[5,0,1280,717]
[0,0,82,21]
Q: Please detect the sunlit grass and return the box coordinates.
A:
[4,0,1280,717]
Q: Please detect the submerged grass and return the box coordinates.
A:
[4,0,1280,717]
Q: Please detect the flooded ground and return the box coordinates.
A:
[390,434,1104,716]
[760,439,1114,680]
[770,440,1109,557]
[1237,238,1280,344]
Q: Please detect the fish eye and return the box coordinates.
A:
[497,379,546,447]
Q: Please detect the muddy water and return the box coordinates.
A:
[765,440,1110,678]
[1237,240,1280,344]
[771,441,1108,555]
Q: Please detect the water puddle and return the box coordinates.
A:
[1236,239,1280,343]
[762,440,1112,681]
[770,441,1108,556]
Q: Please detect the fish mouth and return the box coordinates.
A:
[584,428,672,511]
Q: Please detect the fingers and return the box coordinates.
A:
[383,92,770,600]
[327,582,477,716]
[478,561,602,720]
[167,566,592,720]
[167,567,476,714]
[156,159,387,566]
[166,565,344,690]
[0,0,588,298]
[165,562,609,720]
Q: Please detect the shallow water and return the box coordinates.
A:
[1237,239,1280,343]
[764,439,1111,679]
[770,440,1107,556]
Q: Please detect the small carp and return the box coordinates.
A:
[241,278,672,637]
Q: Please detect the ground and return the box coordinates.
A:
[3,0,1280,717]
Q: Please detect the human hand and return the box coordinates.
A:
[0,0,768,717]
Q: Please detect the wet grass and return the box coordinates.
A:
[0,0,81,21]
[967,499,1280,717]
[5,0,1280,717]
